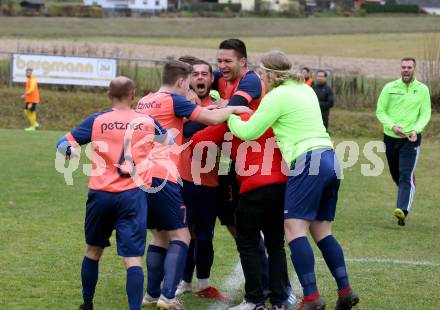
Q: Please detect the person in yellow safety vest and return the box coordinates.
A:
[21,68,40,131]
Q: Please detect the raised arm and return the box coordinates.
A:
[196,106,252,126]
[227,91,281,141]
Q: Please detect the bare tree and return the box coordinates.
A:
[422,34,440,111]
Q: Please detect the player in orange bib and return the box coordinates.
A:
[56,77,173,310]
[135,60,251,309]
[21,68,40,131]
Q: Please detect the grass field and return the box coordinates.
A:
[1,14,440,309]
[1,129,440,309]
[1,16,440,59]
[1,16,439,38]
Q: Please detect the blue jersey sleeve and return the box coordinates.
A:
[153,118,174,145]
[171,94,199,118]
[55,111,105,156]
[235,71,262,101]
[70,113,99,145]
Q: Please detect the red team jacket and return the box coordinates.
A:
[191,113,287,194]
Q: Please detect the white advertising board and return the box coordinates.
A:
[12,54,117,87]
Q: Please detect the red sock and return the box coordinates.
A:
[303,291,320,302]
[338,287,351,298]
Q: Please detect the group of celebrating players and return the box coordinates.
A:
[57,39,360,310]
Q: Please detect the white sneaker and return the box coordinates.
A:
[175,280,192,296]
[156,295,185,310]
[142,292,158,307]
[229,299,265,310]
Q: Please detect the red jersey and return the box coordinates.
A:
[180,95,219,187]
[191,113,287,194]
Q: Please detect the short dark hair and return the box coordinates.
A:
[178,55,201,66]
[302,67,311,73]
[162,60,193,86]
[219,38,247,59]
[109,76,135,100]
[179,56,213,73]
[191,59,213,73]
[316,70,328,77]
[401,57,416,67]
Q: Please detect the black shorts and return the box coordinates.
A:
[24,103,37,111]
[182,180,220,241]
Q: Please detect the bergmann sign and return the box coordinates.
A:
[12,54,117,87]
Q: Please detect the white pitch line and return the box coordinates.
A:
[209,261,244,310]
[208,256,438,310]
[318,257,440,267]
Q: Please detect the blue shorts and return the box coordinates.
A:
[24,103,37,111]
[85,187,147,257]
[182,180,219,241]
[217,171,239,226]
[284,149,340,221]
[147,177,187,231]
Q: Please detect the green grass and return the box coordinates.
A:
[1,16,439,38]
[1,129,440,309]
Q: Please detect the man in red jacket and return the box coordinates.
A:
[191,114,289,310]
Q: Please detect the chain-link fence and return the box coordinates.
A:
[3,50,373,110]
[0,50,334,91]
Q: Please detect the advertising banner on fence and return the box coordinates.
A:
[12,54,117,87]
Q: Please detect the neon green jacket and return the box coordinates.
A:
[376,78,431,138]
[209,89,220,101]
[227,80,332,166]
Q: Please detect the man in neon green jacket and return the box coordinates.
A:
[376,57,431,226]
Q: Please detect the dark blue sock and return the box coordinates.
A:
[317,235,349,291]
[195,239,214,280]
[162,240,189,299]
[288,236,318,297]
[81,256,99,302]
[146,245,167,298]
[126,266,144,310]
[182,240,196,283]
[258,238,270,293]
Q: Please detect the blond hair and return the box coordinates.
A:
[260,51,304,88]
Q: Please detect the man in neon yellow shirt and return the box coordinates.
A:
[376,57,431,226]
[227,51,359,310]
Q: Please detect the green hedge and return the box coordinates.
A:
[183,3,241,13]
[46,4,107,18]
[361,4,420,14]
